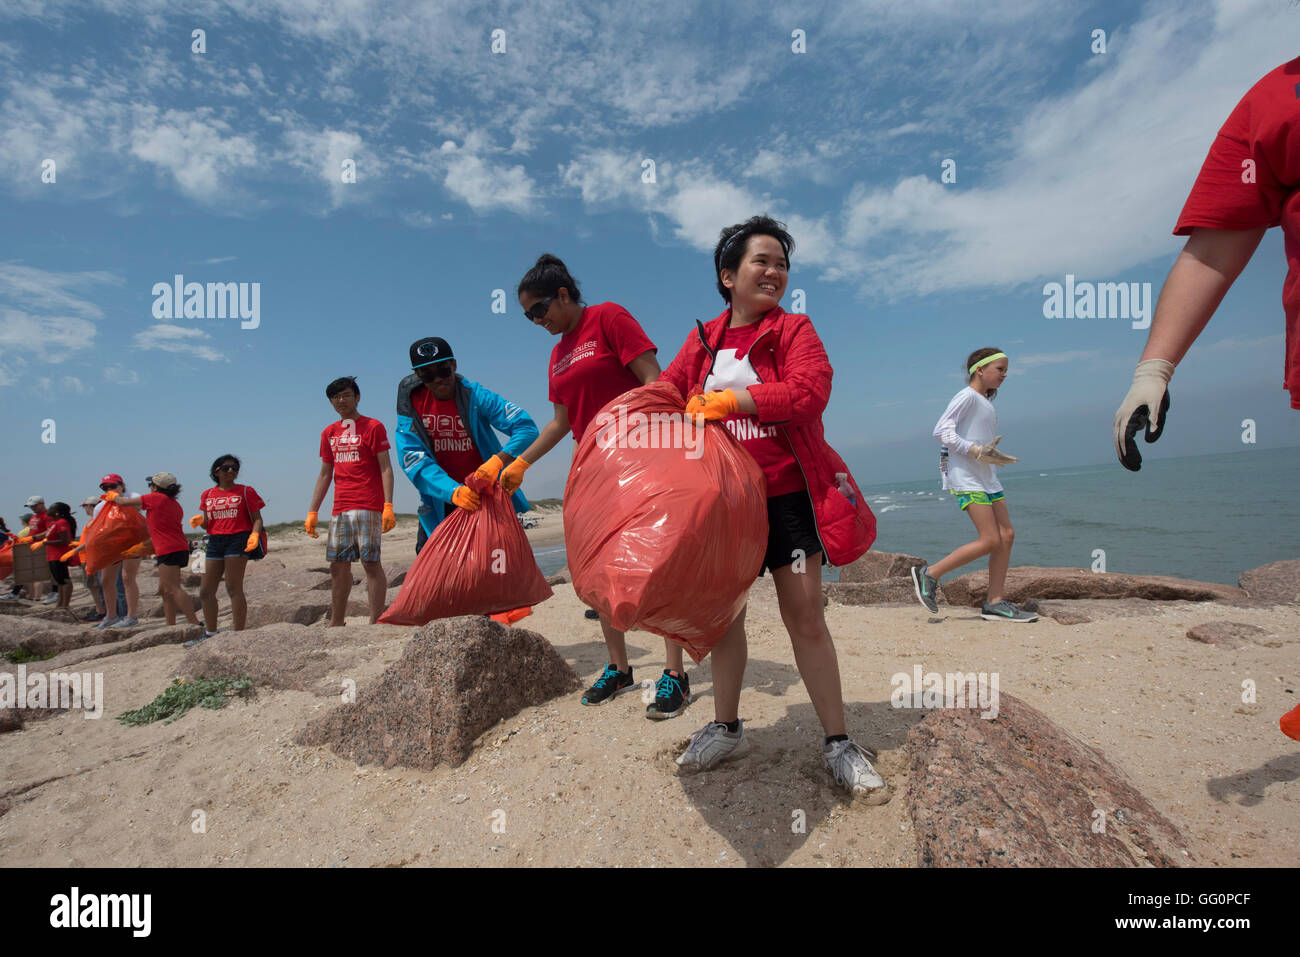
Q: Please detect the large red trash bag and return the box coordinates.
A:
[564,380,768,664]
[81,503,153,574]
[0,541,13,581]
[379,475,553,626]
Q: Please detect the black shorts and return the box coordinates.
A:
[156,550,189,567]
[47,560,71,586]
[761,491,825,574]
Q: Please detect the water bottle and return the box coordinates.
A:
[939,445,949,479]
[835,472,856,505]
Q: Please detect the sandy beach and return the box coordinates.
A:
[1,510,1297,868]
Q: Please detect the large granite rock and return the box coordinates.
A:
[941,566,1245,608]
[1238,559,1300,605]
[0,614,154,657]
[906,692,1194,867]
[1018,597,1169,625]
[839,551,926,584]
[823,579,920,605]
[31,624,204,669]
[297,616,580,770]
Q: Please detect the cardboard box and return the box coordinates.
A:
[12,541,53,585]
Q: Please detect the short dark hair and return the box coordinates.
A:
[326,376,359,400]
[150,481,182,498]
[713,215,794,302]
[517,253,582,303]
[209,454,241,483]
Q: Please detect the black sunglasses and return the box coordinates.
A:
[99,483,118,491]
[216,464,239,472]
[523,295,555,322]
[417,362,455,379]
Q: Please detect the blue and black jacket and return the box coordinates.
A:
[395,374,539,537]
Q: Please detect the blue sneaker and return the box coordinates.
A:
[581,664,634,706]
[645,669,690,720]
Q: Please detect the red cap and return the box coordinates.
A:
[100,473,124,486]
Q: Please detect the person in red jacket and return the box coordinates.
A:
[660,215,887,801]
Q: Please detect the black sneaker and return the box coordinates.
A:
[81,610,106,622]
[910,564,940,614]
[583,608,600,620]
[645,669,690,720]
[581,664,633,706]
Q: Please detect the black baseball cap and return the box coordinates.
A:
[410,337,454,369]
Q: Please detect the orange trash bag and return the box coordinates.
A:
[379,475,553,626]
[0,540,13,581]
[564,380,768,663]
[81,503,153,574]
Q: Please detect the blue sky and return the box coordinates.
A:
[3,0,1299,524]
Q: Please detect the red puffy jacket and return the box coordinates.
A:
[661,305,876,566]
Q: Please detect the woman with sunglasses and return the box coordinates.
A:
[110,472,202,628]
[501,254,695,720]
[188,454,265,643]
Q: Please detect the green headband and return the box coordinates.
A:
[969,352,1007,375]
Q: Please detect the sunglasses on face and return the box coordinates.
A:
[523,295,555,322]
[217,464,239,472]
[99,484,118,491]
[417,363,455,380]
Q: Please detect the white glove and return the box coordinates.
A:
[1114,359,1173,472]
[970,435,1018,466]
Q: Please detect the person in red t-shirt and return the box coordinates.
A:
[502,254,697,717]
[1108,58,1300,742]
[16,495,53,602]
[113,473,201,628]
[189,454,266,641]
[1115,56,1300,470]
[305,376,395,626]
[41,502,77,608]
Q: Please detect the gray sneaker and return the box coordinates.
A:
[183,631,218,649]
[42,593,59,604]
[980,600,1038,622]
[824,739,891,804]
[910,564,939,613]
[675,720,748,771]
[93,616,120,630]
[115,616,139,628]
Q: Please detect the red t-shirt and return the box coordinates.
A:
[140,492,189,556]
[703,322,804,497]
[44,518,76,565]
[1175,56,1300,409]
[28,511,50,537]
[548,302,656,440]
[320,415,390,514]
[410,387,485,485]
[200,485,266,535]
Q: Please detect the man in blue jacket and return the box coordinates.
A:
[397,337,539,553]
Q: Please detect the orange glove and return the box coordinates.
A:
[499,456,531,495]
[60,548,79,562]
[451,485,481,511]
[122,543,148,559]
[16,535,32,544]
[381,502,396,533]
[189,514,205,529]
[102,490,119,502]
[244,532,260,552]
[686,388,739,422]
[474,454,506,485]
[305,511,319,538]
[28,540,46,551]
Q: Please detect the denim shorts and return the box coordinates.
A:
[206,532,252,560]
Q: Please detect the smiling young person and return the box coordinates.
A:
[660,215,887,800]
[187,454,265,645]
[503,254,694,720]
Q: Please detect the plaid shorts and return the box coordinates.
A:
[327,509,382,563]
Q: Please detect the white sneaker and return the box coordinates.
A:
[676,720,748,771]
[93,616,120,630]
[824,739,891,804]
[42,593,59,604]
[115,616,139,627]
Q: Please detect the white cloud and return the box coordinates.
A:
[130,108,259,204]
[0,264,117,371]
[132,323,226,362]
[103,364,140,385]
[280,126,371,210]
[441,142,534,214]
[61,375,86,394]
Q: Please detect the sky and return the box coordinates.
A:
[3,0,1300,524]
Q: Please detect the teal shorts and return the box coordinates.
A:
[952,490,1005,510]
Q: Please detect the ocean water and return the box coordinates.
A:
[532,447,1300,586]
[857,446,1300,586]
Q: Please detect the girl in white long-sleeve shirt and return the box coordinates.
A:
[910,348,1037,622]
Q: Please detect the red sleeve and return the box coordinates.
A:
[140,492,159,511]
[368,418,390,453]
[604,305,657,367]
[245,487,266,512]
[749,315,833,426]
[320,426,332,462]
[660,332,701,399]
[1175,72,1289,234]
